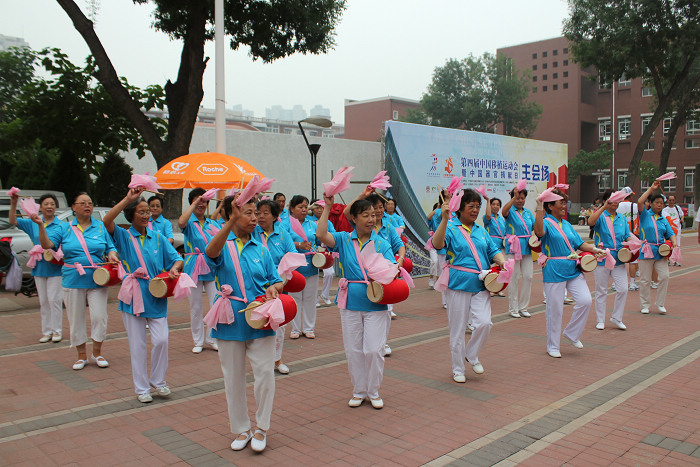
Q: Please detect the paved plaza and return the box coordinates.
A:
[1,232,699,466]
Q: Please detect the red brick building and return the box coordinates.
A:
[498,36,698,206]
[344,96,421,142]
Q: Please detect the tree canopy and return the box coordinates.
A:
[564,0,700,188]
[57,0,347,216]
[567,145,613,185]
[403,53,542,138]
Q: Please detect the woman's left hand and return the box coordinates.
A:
[168,266,180,279]
[107,251,120,263]
[265,285,279,300]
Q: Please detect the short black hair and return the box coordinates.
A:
[366,194,385,207]
[289,195,308,210]
[601,189,614,203]
[490,197,502,207]
[39,193,59,208]
[188,188,206,205]
[124,198,146,223]
[349,199,373,218]
[458,189,481,213]
[257,199,281,218]
[273,192,285,201]
[510,188,528,198]
[147,195,164,208]
[71,192,90,204]
[649,192,665,205]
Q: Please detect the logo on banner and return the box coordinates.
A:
[233,163,257,177]
[444,157,453,175]
[170,162,189,171]
[197,164,228,175]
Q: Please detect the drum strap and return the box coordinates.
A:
[126,231,151,280]
[537,218,581,268]
[603,214,617,250]
[192,219,210,244]
[512,209,532,236]
[225,239,248,304]
[491,215,504,239]
[260,232,268,249]
[336,239,369,310]
[68,224,98,275]
[434,228,483,293]
[458,226,483,271]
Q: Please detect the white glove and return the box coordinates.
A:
[478,270,491,281]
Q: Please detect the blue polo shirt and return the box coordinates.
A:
[375,214,404,254]
[282,217,321,277]
[148,215,174,241]
[482,213,507,249]
[638,208,674,260]
[444,223,501,293]
[16,217,63,277]
[111,226,182,318]
[387,212,405,229]
[593,211,631,265]
[205,234,282,342]
[278,209,290,224]
[253,223,296,265]
[329,230,396,312]
[504,207,535,255]
[541,214,584,283]
[430,211,454,255]
[48,217,117,289]
[182,214,217,282]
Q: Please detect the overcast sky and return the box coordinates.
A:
[2,0,570,124]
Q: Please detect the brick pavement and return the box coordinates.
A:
[1,233,699,466]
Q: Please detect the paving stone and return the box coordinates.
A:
[642,433,665,446]
[675,441,698,455]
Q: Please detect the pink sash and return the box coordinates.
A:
[600,215,617,270]
[337,239,370,310]
[537,218,580,267]
[117,232,151,316]
[490,215,505,240]
[201,239,249,329]
[68,224,98,275]
[27,245,46,268]
[434,226,483,292]
[641,214,664,259]
[507,209,531,260]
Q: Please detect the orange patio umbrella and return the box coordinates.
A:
[154,152,264,189]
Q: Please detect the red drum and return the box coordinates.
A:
[149,272,177,298]
[528,235,542,253]
[282,270,306,293]
[658,240,673,257]
[617,247,640,263]
[396,256,413,273]
[401,235,408,245]
[312,249,334,269]
[43,250,64,265]
[242,294,298,330]
[366,279,410,305]
[93,263,121,287]
[577,252,598,273]
[483,266,508,293]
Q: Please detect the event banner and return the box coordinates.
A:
[384,121,568,222]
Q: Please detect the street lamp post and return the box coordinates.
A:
[298,117,333,200]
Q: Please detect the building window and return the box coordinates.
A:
[322,130,335,138]
[543,51,548,57]
[553,84,558,91]
[267,125,279,134]
[661,168,676,191]
[553,73,558,79]
[618,74,631,87]
[645,140,655,150]
[686,139,700,149]
[532,64,538,71]
[617,170,628,189]
[553,61,558,68]
[618,117,631,140]
[597,170,612,191]
[553,49,558,56]
[564,82,569,89]
[563,71,569,78]
[532,87,537,93]
[283,128,293,134]
[564,47,569,54]
[641,179,651,191]
[392,110,399,120]
[599,118,611,141]
[533,76,538,82]
[532,53,538,59]
[543,86,548,92]
[563,59,569,66]
[542,74,548,81]
[641,87,653,97]
[309,130,318,137]
[663,117,673,135]
[686,119,700,135]
[686,168,696,190]
[643,114,656,150]
[543,63,548,69]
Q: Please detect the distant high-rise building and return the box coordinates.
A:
[310,105,331,118]
[0,34,29,51]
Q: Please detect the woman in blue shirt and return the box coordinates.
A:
[178,188,219,354]
[636,181,677,314]
[147,195,174,245]
[482,195,507,297]
[502,188,536,318]
[588,189,632,330]
[9,193,64,343]
[205,195,284,453]
[283,195,320,339]
[534,188,604,358]
[432,189,505,383]
[104,188,183,403]
[317,194,396,410]
[254,199,297,375]
[385,199,405,229]
[35,193,119,370]
[310,199,336,306]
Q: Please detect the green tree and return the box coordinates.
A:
[403,53,541,137]
[0,47,36,123]
[93,152,134,207]
[568,145,613,185]
[0,142,58,189]
[564,0,700,188]
[57,0,347,216]
[639,161,660,185]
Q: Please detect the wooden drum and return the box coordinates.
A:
[93,263,122,287]
[311,247,334,269]
[483,266,508,293]
[366,279,410,305]
[617,247,639,263]
[528,235,542,253]
[577,252,598,273]
[149,272,178,298]
[43,250,63,265]
[242,294,298,330]
[658,240,673,257]
[282,270,306,293]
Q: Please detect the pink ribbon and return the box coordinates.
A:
[399,267,415,288]
[51,247,64,261]
[537,253,549,267]
[497,258,515,283]
[206,224,221,237]
[337,278,368,309]
[26,245,45,268]
[669,247,682,264]
[173,272,196,302]
[118,267,149,316]
[5,187,20,196]
[189,248,210,283]
[249,298,286,331]
[277,252,307,280]
[641,242,654,259]
[203,285,235,330]
[74,263,86,275]
[19,197,40,216]
[434,262,480,292]
[424,234,434,250]
[603,248,616,270]
[508,235,523,260]
[622,234,643,253]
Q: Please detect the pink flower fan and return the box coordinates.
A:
[656,171,676,181]
[447,176,463,195]
[314,199,326,207]
[323,166,354,196]
[537,187,563,203]
[260,195,271,201]
[288,216,309,242]
[449,189,464,212]
[516,179,527,191]
[554,183,569,190]
[227,187,240,196]
[475,185,487,197]
[277,252,307,280]
[236,175,262,206]
[359,241,398,284]
[258,177,276,194]
[129,173,162,192]
[369,170,392,190]
[5,187,20,197]
[19,197,40,216]
[607,190,628,204]
[201,188,220,201]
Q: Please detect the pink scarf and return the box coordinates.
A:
[337,240,370,310]
[434,226,483,292]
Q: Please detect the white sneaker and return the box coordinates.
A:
[651,281,659,289]
[348,397,364,407]
[72,359,88,370]
[154,386,171,397]
[569,339,583,349]
[611,284,617,292]
[564,297,575,305]
[91,355,109,368]
[520,310,531,318]
[657,306,667,314]
[315,301,321,307]
[467,323,474,332]
[509,311,521,318]
[39,334,52,343]
[250,430,267,452]
[390,311,397,319]
[453,373,466,383]
[370,397,384,409]
[472,363,484,374]
[548,350,562,358]
[192,346,203,353]
[137,393,153,403]
[209,342,218,351]
[51,332,62,343]
[428,278,435,288]
[230,431,252,451]
[443,304,447,309]
[641,308,650,314]
[543,298,547,304]
[596,322,605,330]
[275,362,290,374]
[322,297,332,305]
[384,344,392,356]
[610,318,627,330]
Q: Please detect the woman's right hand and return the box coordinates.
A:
[126,187,144,202]
[298,241,312,250]
[30,213,43,225]
[440,202,451,218]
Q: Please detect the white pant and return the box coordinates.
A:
[274,324,285,361]
[506,255,533,314]
[437,254,447,306]
[543,274,592,352]
[639,259,669,309]
[290,274,319,333]
[218,337,275,433]
[429,249,439,277]
[340,309,390,399]
[64,287,109,347]
[189,280,217,346]
[594,264,627,323]
[35,276,63,335]
[122,312,169,395]
[446,289,491,375]
[320,266,334,300]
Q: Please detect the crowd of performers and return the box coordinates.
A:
[5,169,683,453]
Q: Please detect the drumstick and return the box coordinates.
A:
[142,189,165,196]
[436,183,445,204]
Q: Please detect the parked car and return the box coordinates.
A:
[1,208,183,276]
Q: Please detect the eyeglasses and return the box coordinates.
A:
[464,204,481,211]
[74,201,93,207]
[135,211,152,217]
